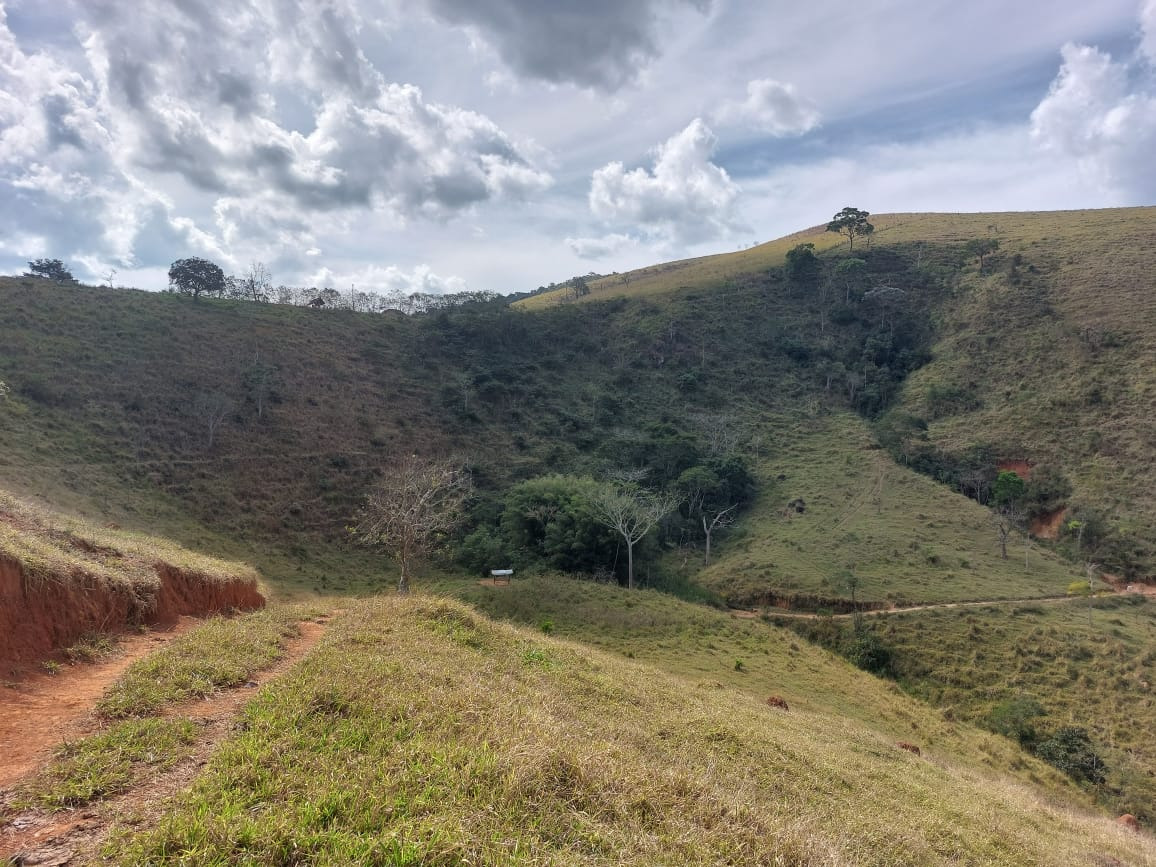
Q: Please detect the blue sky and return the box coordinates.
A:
[1,0,1154,294]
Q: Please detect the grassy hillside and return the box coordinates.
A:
[886,208,1156,578]
[693,412,1082,607]
[516,223,846,308]
[875,594,1156,822]
[103,595,1154,865]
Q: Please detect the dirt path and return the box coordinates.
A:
[733,593,1082,621]
[0,615,332,864]
[0,619,198,790]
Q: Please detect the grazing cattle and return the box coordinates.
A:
[1117,814,1140,832]
[897,741,921,756]
[766,695,789,712]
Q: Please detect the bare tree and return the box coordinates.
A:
[992,505,1025,560]
[193,392,232,450]
[589,485,680,589]
[701,504,737,566]
[352,457,471,593]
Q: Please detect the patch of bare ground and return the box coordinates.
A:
[0,620,197,790]
[0,614,332,865]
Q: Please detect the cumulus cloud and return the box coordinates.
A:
[0,0,551,278]
[423,0,709,91]
[565,233,639,259]
[589,119,741,245]
[714,79,820,136]
[309,263,467,296]
[1030,42,1156,200]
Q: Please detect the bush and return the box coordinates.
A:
[1034,727,1107,784]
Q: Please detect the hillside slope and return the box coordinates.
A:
[106,595,1155,865]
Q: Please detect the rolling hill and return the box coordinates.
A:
[2,206,1156,850]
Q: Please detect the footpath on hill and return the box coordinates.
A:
[731,583,1156,620]
[0,613,333,864]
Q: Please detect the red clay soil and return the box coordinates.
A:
[1030,506,1067,540]
[0,616,331,863]
[997,459,1034,480]
[0,619,196,790]
[0,557,264,675]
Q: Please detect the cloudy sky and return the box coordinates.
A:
[2,0,1154,294]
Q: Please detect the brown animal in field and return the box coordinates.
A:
[765,695,789,712]
[1117,814,1140,832]
[897,741,921,756]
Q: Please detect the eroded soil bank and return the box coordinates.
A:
[0,557,263,676]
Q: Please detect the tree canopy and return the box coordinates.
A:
[826,207,875,252]
[168,257,225,299]
[24,258,75,282]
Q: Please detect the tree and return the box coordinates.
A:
[992,504,1024,560]
[964,238,1000,272]
[24,258,75,282]
[193,391,232,450]
[784,243,820,285]
[169,257,225,299]
[826,207,874,252]
[1034,726,1107,785]
[353,457,471,593]
[992,470,1026,508]
[589,485,680,589]
[232,261,272,302]
[833,257,867,303]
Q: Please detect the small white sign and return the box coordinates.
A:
[490,569,514,576]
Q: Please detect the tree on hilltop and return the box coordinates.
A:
[965,238,1000,272]
[169,257,225,300]
[24,258,75,282]
[826,207,874,252]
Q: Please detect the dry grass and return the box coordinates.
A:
[0,489,258,595]
[105,595,1156,865]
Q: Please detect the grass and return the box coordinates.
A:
[438,574,1086,795]
[103,595,1155,865]
[515,223,847,308]
[97,607,307,718]
[878,593,1156,820]
[0,489,259,595]
[14,718,199,811]
[693,412,1081,607]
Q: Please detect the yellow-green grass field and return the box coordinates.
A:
[103,595,1155,865]
[693,413,1082,607]
[879,593,1156,820]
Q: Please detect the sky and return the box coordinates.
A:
[1,0,1154,295]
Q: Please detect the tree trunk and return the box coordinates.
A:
[626,541,635,590]
[703,524,712,566]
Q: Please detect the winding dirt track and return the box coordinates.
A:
[733,593,1104,620]
[0,618,198,789]
[0,615,331,864]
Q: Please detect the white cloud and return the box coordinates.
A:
[1141,0,1156,63]
[589,119,741,245]
[309,263,468,296]
[1030,42,1156,200]
[714,79,820,136]
[565,233,639,260]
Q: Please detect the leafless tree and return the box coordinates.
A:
[589,485,680,589]
[193,392,232,450]
[352,457,471,593]
[992,505,1025,560]
[701,504,737,566]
